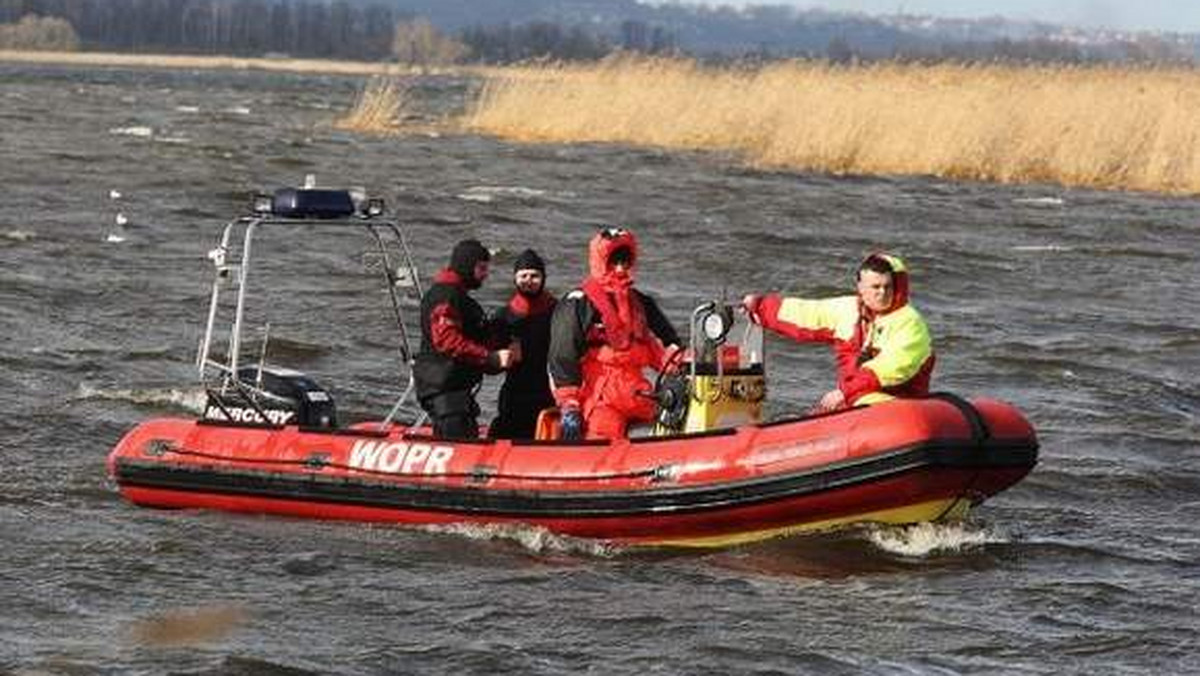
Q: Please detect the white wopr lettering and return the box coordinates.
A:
[348,439,455,475]
[401,443,431,473]
[378,443,407,473]
[349,439,385,468]
[425,446,453,474]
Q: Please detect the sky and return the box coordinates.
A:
[676,1,1200,33]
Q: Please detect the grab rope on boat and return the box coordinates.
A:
[144,441,666,484]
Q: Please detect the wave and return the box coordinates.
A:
[3,229,35,242]
[455,185,557,203]
[263,337,333,361]
[1012,538,1187,568]
[1007,244,1191,263]
[1012,196,1065,207]
[1010,244,1073,252]
[866,521,1008,557]
[420,522,619,558]
[1086,245,1194,262]
[108,125,153,137]
[76,383,206,414]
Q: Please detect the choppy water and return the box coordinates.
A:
[3,63,1200,675]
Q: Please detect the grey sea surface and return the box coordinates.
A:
[2,63,1199,675]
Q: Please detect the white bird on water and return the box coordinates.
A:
[105,195,129,242]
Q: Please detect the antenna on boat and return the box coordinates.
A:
[256,322,271,388]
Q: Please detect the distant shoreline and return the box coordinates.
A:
[0,49,469,76]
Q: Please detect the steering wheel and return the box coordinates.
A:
[651,347,690,431]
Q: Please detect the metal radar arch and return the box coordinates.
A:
[196,177,425,432]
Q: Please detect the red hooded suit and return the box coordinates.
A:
[548,228,680,439]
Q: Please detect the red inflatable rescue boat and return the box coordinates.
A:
[106,184,1038,548]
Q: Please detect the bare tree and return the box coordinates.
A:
[392,18,467,66]
[0,14,80,50]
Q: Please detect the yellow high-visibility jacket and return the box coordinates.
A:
[753,254,934,405]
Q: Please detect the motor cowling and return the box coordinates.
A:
[203,366,336,429]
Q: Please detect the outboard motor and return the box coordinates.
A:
[203,366,337,429]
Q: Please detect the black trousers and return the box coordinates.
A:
[489,390,555,440]
[420,390,481,440]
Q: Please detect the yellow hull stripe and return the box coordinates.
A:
[645,497,973,548]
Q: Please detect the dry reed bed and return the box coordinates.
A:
[333,76,409,133]
[466,58,1200,194]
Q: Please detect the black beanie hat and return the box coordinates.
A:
[450,239,490,275]
[449,239,490,287]
[512,248,546,276]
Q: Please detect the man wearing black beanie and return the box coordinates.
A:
[414,239,520,438]
[488,249,556,439]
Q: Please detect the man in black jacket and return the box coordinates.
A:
[414,239,519,439]
[488,249,557,439]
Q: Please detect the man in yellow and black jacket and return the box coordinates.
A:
[742,252,934,413]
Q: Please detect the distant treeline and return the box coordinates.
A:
[461,20,675,63]
[0,0,400,58]
[0,0,673,61]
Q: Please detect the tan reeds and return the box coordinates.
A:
[334,76,411,134]
[466,56,1200,194]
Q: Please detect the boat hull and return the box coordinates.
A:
[107,394,1037,547]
